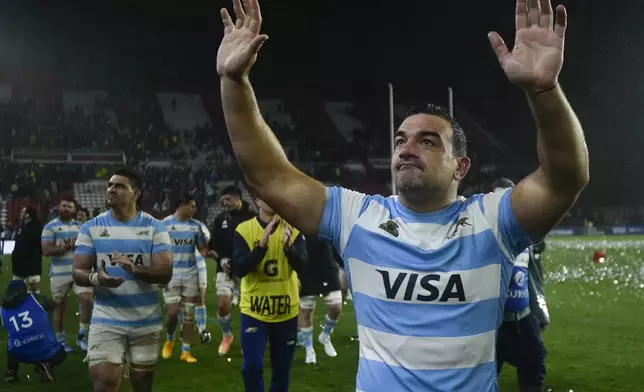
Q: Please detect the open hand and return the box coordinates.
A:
[98,261,125,288]
[112,251,136,276]
[259,216,280,248]
[488,0,567,95]
[217,0,269,81]
[282,223,293,251]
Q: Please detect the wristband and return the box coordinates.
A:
[89,272,100,287]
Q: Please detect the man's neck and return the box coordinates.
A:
[173,211,188,221]
[59,216,71,223]
[258,211,275,224]
[398,189,457,214]
[110,206,138,222]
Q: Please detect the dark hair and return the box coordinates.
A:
[176,193,195,209]
[79,207,90,216]
[407,103,467,157]
[221,185,241,198]
[113,168,143,191]
[60,197,77,209]
[112,168,143,208]
[491,177,515,190]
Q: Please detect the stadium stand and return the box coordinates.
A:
[0,199,7,228]
[74,181,108,217]
[1,80,622,230]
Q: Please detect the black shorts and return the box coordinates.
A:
[299,267,341,297]
[496,313,547,387]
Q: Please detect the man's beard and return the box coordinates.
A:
[395,171,427,195]
[396,172,446,205]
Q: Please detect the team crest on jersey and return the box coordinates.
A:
[56,227,63,232]
[99,228,110,237]
[447,216,471,239]
[378,220,399,238]
[171,225,177,231]
[222,220,228,229]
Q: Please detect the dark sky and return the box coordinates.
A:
[0,0,643,205]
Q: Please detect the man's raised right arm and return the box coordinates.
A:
[221,78,326,236]
[217,0,325,236]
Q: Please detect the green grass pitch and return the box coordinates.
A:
[0,235,642,391]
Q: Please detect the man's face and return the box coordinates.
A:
[179,200,197,218]
[59,200,76,220]
[19,208,27,222]
[107,175,138,208]
[76,210,88,223]
[391,114,469,196]
[220,194,239,212]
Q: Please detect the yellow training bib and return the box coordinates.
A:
[236,218,300,323]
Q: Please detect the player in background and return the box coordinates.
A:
[194,222,213,342]
[297,237,343,364]
[11,207,43,294]
[216,0,589,390]
[77,208,90,224]
[493,179,548,392]
[161,195,215,363]
[173,222,214,343]
[210,185,255,355]
[232,198,307,392]
[42,198,94,353]
[72,169,173,392]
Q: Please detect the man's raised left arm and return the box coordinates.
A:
[489,0,589,242]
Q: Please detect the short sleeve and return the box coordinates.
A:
[152,220,172,254]
[480,187,532,259]
[41,223,54,244]
[201,226,211,244]
[75,223,95,256]
[196,224,208,248]
[318,186,370,256]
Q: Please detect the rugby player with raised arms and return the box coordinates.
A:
[216,0,589,390]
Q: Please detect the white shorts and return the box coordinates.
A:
[13,275,41,285]
[216,272,235,296]
[86,324,160,369]
[163,274,200,304]
[300,290,343,310]
[50,275,93,301]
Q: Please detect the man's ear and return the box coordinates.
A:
[454,156,471,181]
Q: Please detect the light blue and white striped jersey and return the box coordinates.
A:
[42,218,82,278]
[75,210,172,333]
[163,215,207,277]
[196,223,211,275]
[319,186,531,392]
